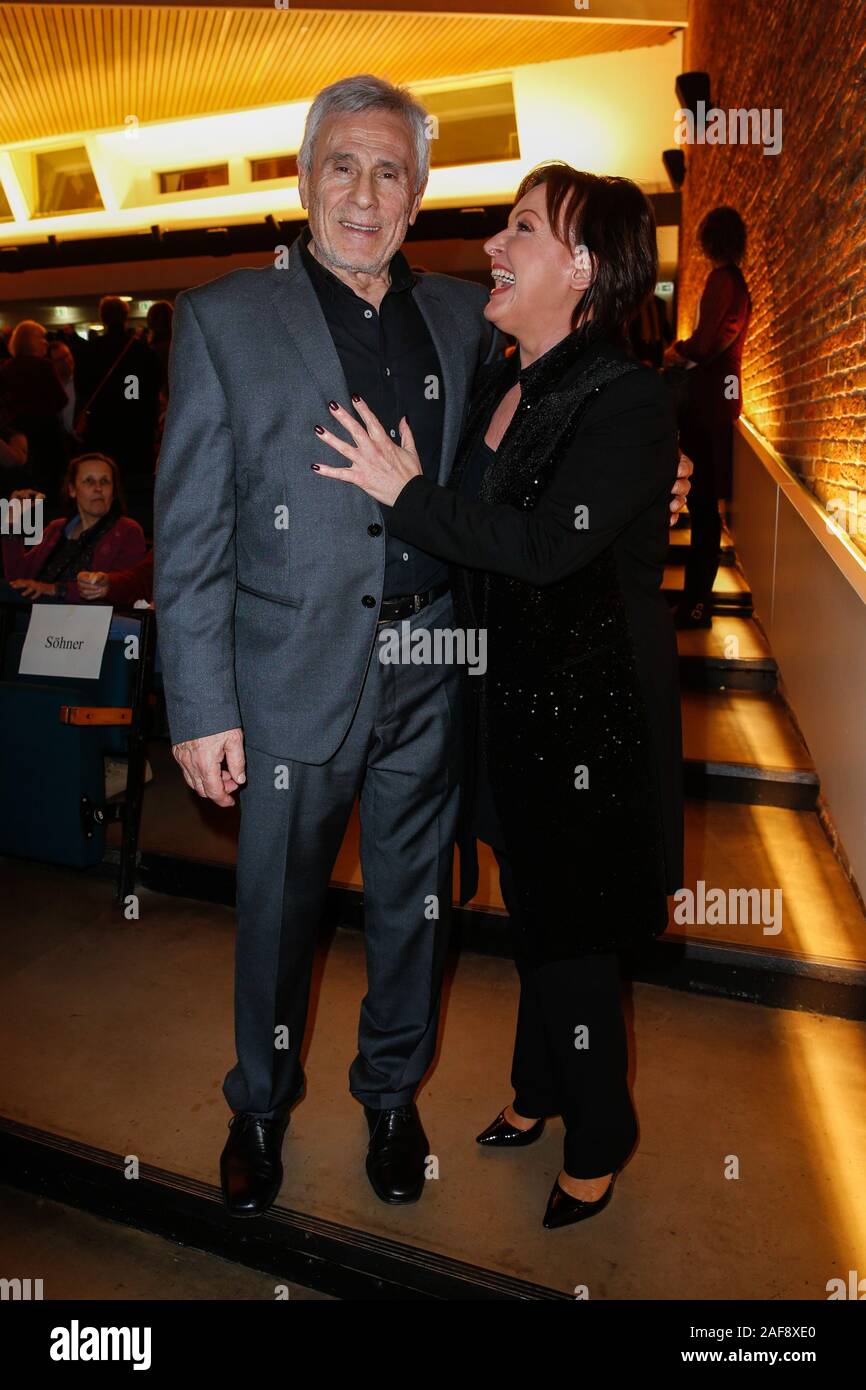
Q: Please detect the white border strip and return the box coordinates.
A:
[736,417,866,606]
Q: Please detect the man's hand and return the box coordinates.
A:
[172,727,246,807]
[670,449,693,526]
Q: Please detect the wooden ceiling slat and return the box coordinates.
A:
[236,9,275,105]
[4,7,45,140]
[166,12,194,127]
[0,4,674,145]
[87,7,107,131]
[195,10,225,110]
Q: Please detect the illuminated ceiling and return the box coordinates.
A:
[0,3,679,146]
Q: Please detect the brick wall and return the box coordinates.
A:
[677,0,866,551]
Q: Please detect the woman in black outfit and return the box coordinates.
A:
[313,163,684,1230]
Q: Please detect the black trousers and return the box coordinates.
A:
[678,415,732,607]
[494,849,638,1179]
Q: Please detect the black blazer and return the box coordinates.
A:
[387,326,684,962]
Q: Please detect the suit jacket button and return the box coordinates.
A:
[367,523,382,536]
[362,594,376,607]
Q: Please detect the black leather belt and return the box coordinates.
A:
[377,579,451,624]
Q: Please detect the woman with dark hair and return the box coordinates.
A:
[664,205,751,628]
[1,451,146,603]
[311,162,684,1230]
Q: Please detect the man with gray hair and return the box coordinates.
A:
[155,74,496,1216]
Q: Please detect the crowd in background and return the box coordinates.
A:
[0,295,173,532]
[0,208,748,622]
[0,295,171,608]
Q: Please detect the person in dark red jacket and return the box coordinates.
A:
[1,450,146,603]
[665,207,751,628]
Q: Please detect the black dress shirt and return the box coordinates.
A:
[299,228,448,599]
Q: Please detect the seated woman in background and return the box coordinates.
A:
[1,451,146,603]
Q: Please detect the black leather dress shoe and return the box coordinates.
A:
[220,1110,290,1218]
[363,1103,428,1204]
[542,1170,618,1230]
[476,1109,545,1148]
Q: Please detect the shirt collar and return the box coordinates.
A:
[298,225,416,300]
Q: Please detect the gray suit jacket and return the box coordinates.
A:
[153,236,494,759]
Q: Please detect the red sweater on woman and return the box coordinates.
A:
[2,512,146,602]
[675,264,751,428]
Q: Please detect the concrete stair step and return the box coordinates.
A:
[452,799,866,1010]
[681,689,818,809]
[671,798,865,971]
[677,615,777,691]
[663,563,752,613]
[667,524,736,566]
[125,750,864,1011]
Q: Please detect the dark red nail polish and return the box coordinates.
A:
[328,400,339,410]
[311,463,320,471]
[314,424,325,435]
[351,394,361,402]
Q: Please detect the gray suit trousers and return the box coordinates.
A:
[223,590,463,1117]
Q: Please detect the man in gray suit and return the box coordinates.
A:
[155,74,690,1218]
[154,75,496,1216]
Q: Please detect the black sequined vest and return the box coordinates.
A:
[448,328,642,698]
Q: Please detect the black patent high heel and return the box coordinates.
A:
[542,1167,620,1229]
[475,1108,545,1148]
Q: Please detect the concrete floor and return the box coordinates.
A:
[1,859,865,1299]
[0,1185,333,1300]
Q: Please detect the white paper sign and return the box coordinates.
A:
[19,604,113,679]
